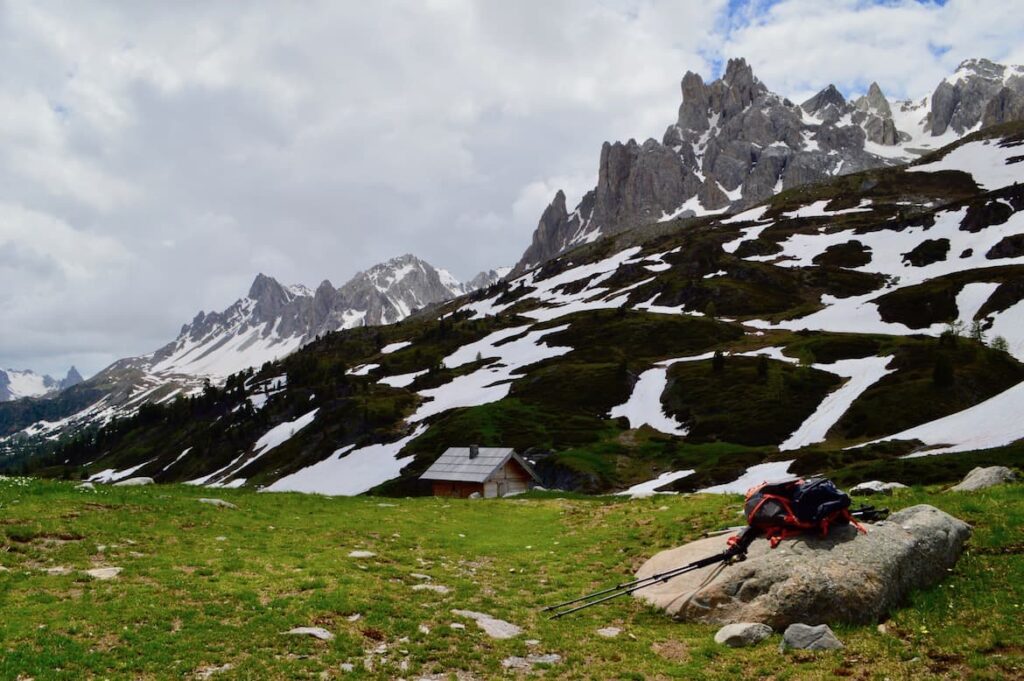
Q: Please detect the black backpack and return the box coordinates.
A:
[742,477,862,548]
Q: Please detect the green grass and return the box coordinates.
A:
[1,477,1021,679]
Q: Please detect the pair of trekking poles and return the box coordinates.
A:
[542,504,888,619]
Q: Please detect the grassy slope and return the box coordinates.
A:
[1,477,1021,680]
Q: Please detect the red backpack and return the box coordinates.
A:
[731,477,866,549]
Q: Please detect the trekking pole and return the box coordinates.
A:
[850,505,889,522]
[544,526,759,619]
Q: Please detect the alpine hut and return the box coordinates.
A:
[420,446,541,498]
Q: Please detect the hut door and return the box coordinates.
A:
[483,481,498,498]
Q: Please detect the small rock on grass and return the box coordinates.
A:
[780,623,843,651]
[348,550,376,559]
[77,482,95,490]
[412,584,449,594]
[449,623,466,630]
[714,622,773,647]
[284,627,334,641]
[193,663,234,679]
[198,498,238,509]
[502,654,562,670]
[850,481,908,496]
[84,567,122,580]
[596,627,622,638]
[450,609,521,639]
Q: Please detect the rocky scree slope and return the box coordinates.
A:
[14,121,1024,495]
[515,57,1024,274]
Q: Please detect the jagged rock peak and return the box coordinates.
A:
[855,82,892,117]
[61,366,84,390]
[803,84,847,114]
[248,273,289,301]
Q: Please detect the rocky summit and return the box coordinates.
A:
[514,57,1024,274]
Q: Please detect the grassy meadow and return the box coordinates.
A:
[0,476,1022,680]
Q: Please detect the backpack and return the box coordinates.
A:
[735,477,865,548]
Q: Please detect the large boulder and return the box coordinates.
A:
[633,505,970,628]
[949,466,1018,492]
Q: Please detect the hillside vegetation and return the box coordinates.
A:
[3,123,1024,497]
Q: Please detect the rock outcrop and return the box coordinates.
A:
[633,505,970,628]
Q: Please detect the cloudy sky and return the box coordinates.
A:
[3,0,1024,378]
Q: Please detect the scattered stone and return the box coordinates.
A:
[449,623,466,630]
[468,492,482,499]
[634,505,971,627]
[781,623,844,651]
[714,622,773,647]
[113,477,154,487]
[412,584,450,594]
[198,498,238,509]
[596,627,622,638]
[193,663,234,679]
[877,623,888,635]
[348,550,376,559]
[451,609,522,639]
[377,503,397,508]
[215,536,227,542]
[410,573,432,581]
[501,654,562,670]
[524,639,540,647]
[44,566,73,576]
[950,466,1018,492]
[284,627,334,641]
[849,481,908,496]
[84,567,123,580]
[418,624,430,635]
[339,663,354,673]
[346,613,362,622]
[76,482,95,490]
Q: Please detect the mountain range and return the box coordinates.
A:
[0,255,505,448]
[0,367,82,403]
[2,57,1024,496]
[514,57,1024,273]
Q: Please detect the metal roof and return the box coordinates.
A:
[420,447,540,484]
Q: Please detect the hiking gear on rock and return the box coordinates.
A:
[743,477,866,548]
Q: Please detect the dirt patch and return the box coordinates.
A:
[651,639,689,662]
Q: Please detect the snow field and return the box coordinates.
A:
[617,470,695,497]
[264,425,426,495]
